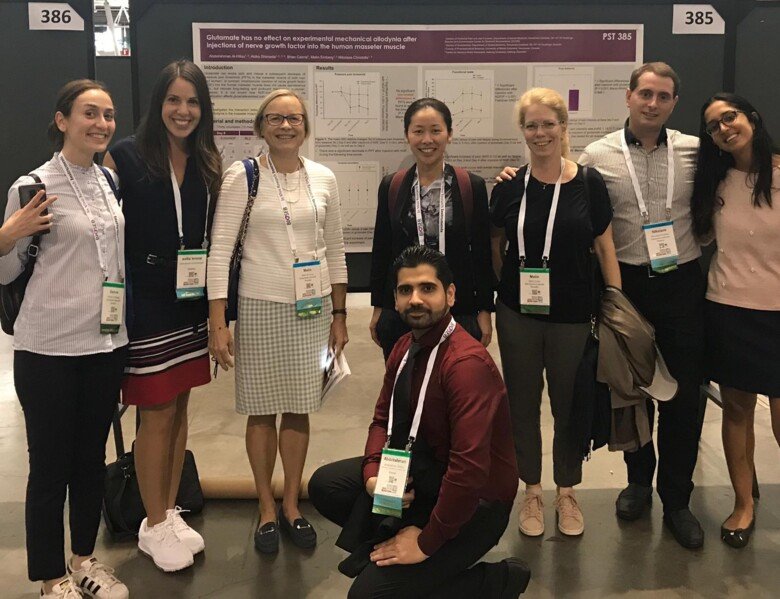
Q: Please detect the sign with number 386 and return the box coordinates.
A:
[28,3,85,31]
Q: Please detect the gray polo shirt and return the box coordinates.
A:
[579,127,701,266]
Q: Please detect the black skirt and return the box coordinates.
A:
[705,300,780,396]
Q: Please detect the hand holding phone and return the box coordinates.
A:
[3,184,56,239]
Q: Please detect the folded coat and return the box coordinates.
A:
[597,286,678,452]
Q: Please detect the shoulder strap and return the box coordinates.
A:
[388,168,408,220]
[25,173,43,260]
[242,158,260,198]
[452,167,473,238]
[232,158,260,262]
[98,165,120,202]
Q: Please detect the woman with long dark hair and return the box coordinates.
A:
[369,98,494,359]
[104,60,221,571]
[0,80,128,598]
[692,93,780,549]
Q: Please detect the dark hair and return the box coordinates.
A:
[136,60,222,200]
[629,62,680,97]
[692,92,777,239]
[403,98,452,134]
[48,79,112,150]
[393,245,454,289]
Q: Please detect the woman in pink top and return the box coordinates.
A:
[692,93,780,549]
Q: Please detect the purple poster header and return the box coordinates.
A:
[198,28,637,63]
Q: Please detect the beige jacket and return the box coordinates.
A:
[597,287,678,452]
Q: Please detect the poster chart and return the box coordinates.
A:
[194,24,642,251]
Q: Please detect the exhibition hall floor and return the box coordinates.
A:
[1,295,778,598]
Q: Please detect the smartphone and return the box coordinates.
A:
[17,183,50,235]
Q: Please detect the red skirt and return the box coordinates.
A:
[122,322,212,407]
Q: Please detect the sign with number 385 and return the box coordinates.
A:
[28,3,85,31]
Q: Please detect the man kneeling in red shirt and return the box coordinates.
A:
[310,246,530,598]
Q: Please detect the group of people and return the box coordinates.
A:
[0,57,776,599]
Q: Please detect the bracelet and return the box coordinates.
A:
[331,308,347,316]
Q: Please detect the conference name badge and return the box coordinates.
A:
[293,260,322,318]
[100,281,124,334]
[519,267,551,315]
[642,221,679,273]
[176,249,208,300]
[372,448,411,518]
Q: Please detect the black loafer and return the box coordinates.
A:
[279,506,317,549]
[664,508,704,549]
[254,520,279,554]
[615,483,652,520]
[721,517,755,549]
[500,558,531,598]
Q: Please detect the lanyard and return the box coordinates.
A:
[620,129,675,222]
[58,153,123,281]
[267,154,319,263]
[386,316,457,449]
[169,160,210,250]
[412,164,446,254]
[517,157,565,268]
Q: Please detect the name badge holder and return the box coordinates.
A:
[267,155,323,318]
[620,131,679,274]
[373,318,456,518]
[170,163,210,300]
[412,164,447,254]
[516,158,565,316]
[58,154,125,334]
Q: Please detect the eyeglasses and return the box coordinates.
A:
[705,110,743,137]
[264,113,304,126]
[522,120,562,132]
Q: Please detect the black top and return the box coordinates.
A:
[370,164,494,316]
[490,164,612,323]
[109,136,209,337]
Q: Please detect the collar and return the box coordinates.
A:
[412,312,454,348]
[623,119,668,147]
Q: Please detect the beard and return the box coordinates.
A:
[399,305,449,330]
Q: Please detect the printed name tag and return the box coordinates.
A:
[642,221,679,273]
[519,268,551,315]
[176,249,207,300]
[293,260,322,318]
[372,448,411,518]
[100,281,124,334]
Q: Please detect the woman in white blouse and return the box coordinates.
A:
[208,89,347,553]
[0,80,129,598]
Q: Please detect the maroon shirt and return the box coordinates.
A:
[362,315,519,556]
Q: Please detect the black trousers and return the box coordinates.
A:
[619,261,706,512]
[309,457,513,599]
[14,347,127,581]
[375,308,482,362]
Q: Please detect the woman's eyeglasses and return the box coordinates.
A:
[522,121,563,132]
[705,110,743,137]
[264,113,305,126]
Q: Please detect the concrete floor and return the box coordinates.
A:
[1,294,778,598]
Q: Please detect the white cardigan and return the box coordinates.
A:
[207,157,347,304]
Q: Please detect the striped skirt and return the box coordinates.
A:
[122,321,211,406]
[234,295,332,416]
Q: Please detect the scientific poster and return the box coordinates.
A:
[194,23,643,251]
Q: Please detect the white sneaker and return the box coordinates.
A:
[67,557,129,599]
[167,506,205,554]
[41,578,83,598]
[138,516,194,572]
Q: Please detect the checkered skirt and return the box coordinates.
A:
[234,295,332,415]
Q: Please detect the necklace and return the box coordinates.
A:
[280,170,301,193]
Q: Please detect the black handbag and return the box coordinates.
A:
[0,175,43,336]
[103,408,205,540]
[225,157,259,323]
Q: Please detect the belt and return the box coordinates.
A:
[619,260,698,279]
[130,253,177,267]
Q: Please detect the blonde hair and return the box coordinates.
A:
[515,87,570,158]
[253,89,310,139]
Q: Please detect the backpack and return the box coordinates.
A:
[388,166,474,239]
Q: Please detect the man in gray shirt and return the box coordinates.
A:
[579,62,705,549]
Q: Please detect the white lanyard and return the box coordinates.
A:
[412,164,446,254]
[517,157,565,268]
[386,316,457,448]
[169,160,210,250]
[267,155,319,263]
[58,153,123,281]
[620,129,675,222]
